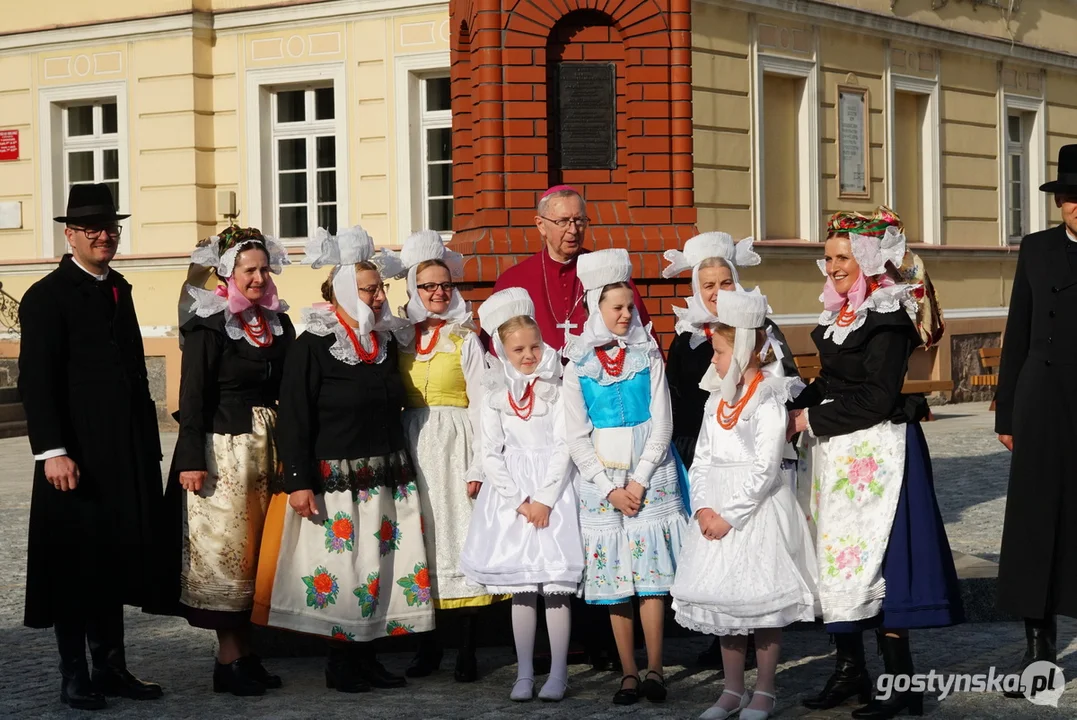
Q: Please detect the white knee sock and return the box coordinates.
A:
[544,595,572,684]
[512,593,538,680]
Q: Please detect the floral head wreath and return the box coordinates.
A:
[190,224,290,278]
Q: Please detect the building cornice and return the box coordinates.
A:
[722,0,1077,71]
[212,0,448,31]
[0,12,212,54]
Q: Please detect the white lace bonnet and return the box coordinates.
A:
[189,226,290,278]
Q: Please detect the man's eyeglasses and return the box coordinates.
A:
[416,282,455,294]
[69,225,122,240]
[540,216,590,229]
[358,283,387,296]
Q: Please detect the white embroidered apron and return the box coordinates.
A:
[798,419,906,624]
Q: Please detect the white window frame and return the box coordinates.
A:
[270,86,338,242]
[885,73,941,245]
[245,63,348,247]
[751,52,820,242]
[999,93,1045,245]
[394,51,452,241]
[38,81,131,258]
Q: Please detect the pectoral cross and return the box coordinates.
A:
[557,320,578,333]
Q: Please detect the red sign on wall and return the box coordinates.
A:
[0,130,17,161]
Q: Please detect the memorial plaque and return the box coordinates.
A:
[556,63,616,170]
[837,85,870,198]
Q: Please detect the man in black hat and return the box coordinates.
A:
[19,184,168,709]
[995,144,1077,696]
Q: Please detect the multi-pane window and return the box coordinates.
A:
[420,76,453,234]
[272,86,337,240]
[63,100,120,207]
[1006,113,1028,243]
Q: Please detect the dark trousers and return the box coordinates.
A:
[54,603,126,673]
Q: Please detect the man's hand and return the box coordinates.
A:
[44,455,79,491]
[608,488,641,516]
[179,470,207,493]
[467,481,482,499]
[527,501,552,529]
[289,490,319,518]
[998,434,1014,452]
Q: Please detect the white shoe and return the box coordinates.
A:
[538,676,568,701]
[741,690,776,720]
[699,689,751,720]
[510,677,534,701]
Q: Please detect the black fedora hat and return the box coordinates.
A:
[1040,145,1077,194]
[53,183,130,224]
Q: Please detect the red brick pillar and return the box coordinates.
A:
[448,0,698,349]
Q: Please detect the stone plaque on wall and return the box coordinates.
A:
[555,63,616,170]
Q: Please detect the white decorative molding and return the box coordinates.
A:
[751,46,820,242]
[0,13,212,53]
[249,30,343,63]
[399,21,436,47]
[998,90,1047,246]
[884,68,942,245]
[244,63,349,243]
[394,50,451,239]
[37,81,131,259]
[214,0,449,31]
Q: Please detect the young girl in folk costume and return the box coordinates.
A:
[790,208,961,719]
[166,226,294,695]
[389,230,494,682]
[562,248,689,706]
[459,288,585,703]
[252,226,432,694]
[670,288,817,720]
[663,232,800,670]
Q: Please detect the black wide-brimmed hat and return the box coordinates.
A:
[1040,145,1077,194]
[53,183,130,224]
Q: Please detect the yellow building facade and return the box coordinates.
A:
[0,0,1073,411]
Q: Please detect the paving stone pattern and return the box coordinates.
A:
[2,402,1075,718]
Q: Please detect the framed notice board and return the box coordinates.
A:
[837,85,870,198]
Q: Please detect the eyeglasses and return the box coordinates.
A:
[358,283,387,296]
[416,282,455,294]
[70,225,122,240]
[540,216,590,229]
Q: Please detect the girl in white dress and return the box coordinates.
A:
[459,288,585,703]
[670,288,817,720]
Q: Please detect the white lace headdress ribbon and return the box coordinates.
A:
[392,229,472,327]
[189,230,290,278]
[708,287,769,404]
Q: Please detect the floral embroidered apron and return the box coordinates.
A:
[798,419,906,624]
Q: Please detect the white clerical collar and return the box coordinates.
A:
[71,255,110,282]
[1067,227,1077,244]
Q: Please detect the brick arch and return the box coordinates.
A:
[505,0,669,45]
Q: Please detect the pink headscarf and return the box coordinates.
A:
[215,276,282,315]
[821,270,894,312]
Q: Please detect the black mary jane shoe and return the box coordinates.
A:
[612,674,640,705]
[240,655,282,689]
[90,665,164,701]
[212,659,266,697]
[60,670,108,711]
[640,669,668,703]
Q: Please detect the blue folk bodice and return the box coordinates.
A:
[578,367,652,429]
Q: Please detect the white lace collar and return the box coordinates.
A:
[185,284,288,348]
[701,363,805,423]
[568,337,658,386]
[816,283,919,346]
[395,321,473,361]
[482,352,561,418]
[301,304,393,365]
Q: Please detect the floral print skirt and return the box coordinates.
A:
[251,450,435,641]
[180,406,275,626]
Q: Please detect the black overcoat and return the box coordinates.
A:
[995,224,1077,619]
[19,255,169,628]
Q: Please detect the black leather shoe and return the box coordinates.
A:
[1004,616,1057,699]
[212,659,265,697]
[612,674,640,705]
[325,647,371,693]
[405,636,443,678]
[241,655,282,689]
[802,633,872,710]
[60,670,107,711]
[851,633,922,718]
[90,666,163,701]
[360,656,408,689]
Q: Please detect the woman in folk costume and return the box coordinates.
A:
[165,226,293,695]
[389,229,494,683]
[789,208,962,719]
[663,232,800,669]
[459,288,585,703]
[562,248,689,706]
[252,226,432,694]
[670,288,817,720]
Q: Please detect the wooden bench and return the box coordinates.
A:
[971,347,1001,411]
[793,353,954,396]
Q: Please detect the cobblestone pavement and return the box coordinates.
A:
[3,402,1076,718]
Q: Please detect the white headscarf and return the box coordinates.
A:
[304,226,408,352]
